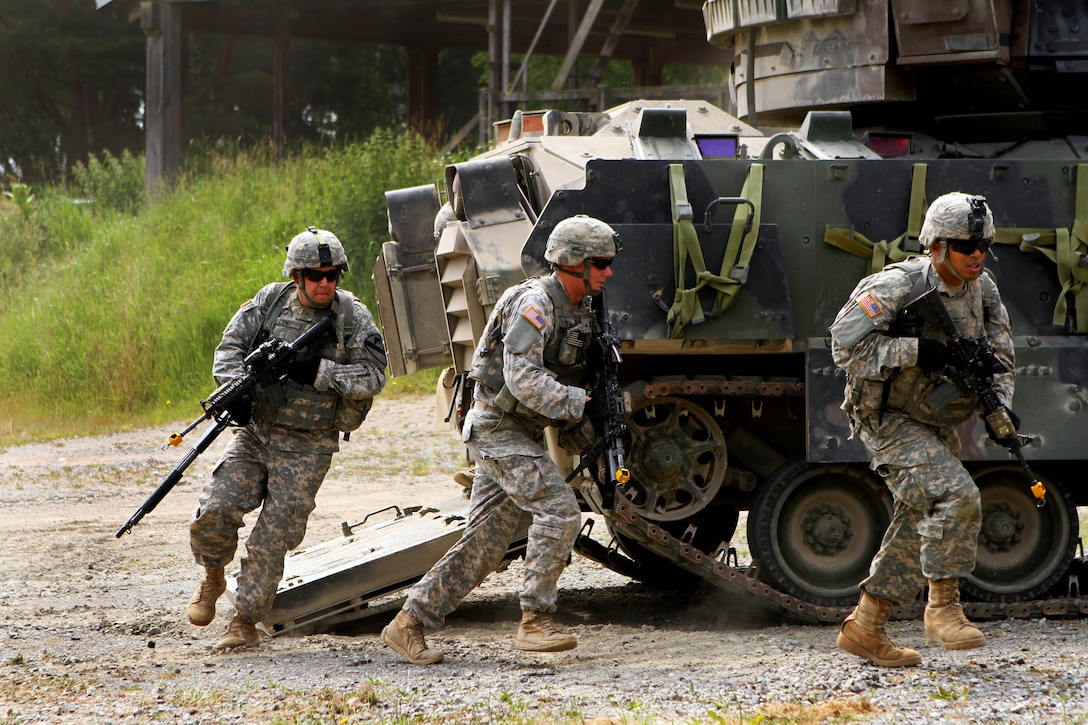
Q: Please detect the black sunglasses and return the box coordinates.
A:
[300,268,341,283]
[589,257,614,270]
[946,238,993,256]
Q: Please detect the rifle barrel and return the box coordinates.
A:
[116,414,230,537]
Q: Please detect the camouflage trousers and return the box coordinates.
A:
[405,408,581,631]
[189,426,331,622]
[856,412,981,604]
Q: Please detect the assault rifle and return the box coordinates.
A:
[912,287,1047,507]
[565,287,630,509]
[116,312,335,537]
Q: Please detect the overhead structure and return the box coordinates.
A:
[115,0,728,196]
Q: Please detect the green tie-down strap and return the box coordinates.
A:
[822,226,919,275]
[713,163,764,314]
[1004,163,1088,332]
[666,163,764,338]
[822,163,930,274]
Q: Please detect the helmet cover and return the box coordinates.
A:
[920,192,995,247]
[284,226,349,278]
[544,215,621,266]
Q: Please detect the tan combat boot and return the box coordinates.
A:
[381,610,444,665]
[836,591,921,667]
[514,610,577,652]
[186,567,226,626]
[214,615,262,651]
[452,468,475,489]
[925,578,986,650]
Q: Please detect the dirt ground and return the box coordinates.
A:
[2,393,1088,724]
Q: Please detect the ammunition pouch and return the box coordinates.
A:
[255,380,338,431]
[852,369,977,428]
[491,382,563,429]
[333,396,372,432]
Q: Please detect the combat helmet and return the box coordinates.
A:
[544,215,621,297]
[921,191,994,248]
[919,193,995,283]
[544,215,621,266]
[283,226,349,278]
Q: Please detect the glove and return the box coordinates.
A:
[984,406,1020,447]
[226,393,253,426]
[585,392,607,427]
[558,416,596,454]
[916,338,950,372]
[285,352,321,387]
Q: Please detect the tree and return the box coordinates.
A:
[0,0,145,182]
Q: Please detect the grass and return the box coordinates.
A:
[0,134,451,447]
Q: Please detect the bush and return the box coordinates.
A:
[71,149,146,216]
[0,133,450,445]
[0,182,93,294]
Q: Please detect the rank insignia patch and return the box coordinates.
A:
[522,306,546,330]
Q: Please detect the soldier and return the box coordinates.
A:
[186,227,387,651]
[381,214,621,664]
[829,192,1017,667]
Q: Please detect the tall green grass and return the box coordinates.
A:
[0,132,447,446]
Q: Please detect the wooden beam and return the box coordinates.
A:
[633,44,662,86]
[273,6,290,161]
[143,0,181,200]
[587,0,640,87]
[551,0,606,91]
[508,0,560,92]
[406,44,440,135]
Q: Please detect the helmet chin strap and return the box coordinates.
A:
[933,242,970,284]
[555,264,597,296]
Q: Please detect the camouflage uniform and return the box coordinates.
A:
[190,282,386,623]
[404,272,593,630]
[829,257,1014,604]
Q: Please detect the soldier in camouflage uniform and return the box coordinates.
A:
[381,215,621,665]
[186,228,387,651]
[829,192,1017,667]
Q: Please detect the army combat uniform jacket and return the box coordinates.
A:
[468,272,593,428]
[212,281,387,452]
[831,257,1014,442]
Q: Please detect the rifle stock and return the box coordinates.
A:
[913,288,1046,506]
[116,311,336,537]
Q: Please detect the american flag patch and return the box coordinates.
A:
[522,306,546,330]
[859,293,882,319]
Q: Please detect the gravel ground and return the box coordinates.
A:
[2,393,1088,724]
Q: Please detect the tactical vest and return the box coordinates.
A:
[249,282,369,433]
[469,274,593,427]
[851,259,998,428]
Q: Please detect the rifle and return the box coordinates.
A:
[116,312,335,537]
[565,287,630,508]
[912,287,1047,507]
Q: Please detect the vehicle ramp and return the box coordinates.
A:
[225,496,529,636]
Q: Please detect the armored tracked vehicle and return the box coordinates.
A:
[262,0,1088,634]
